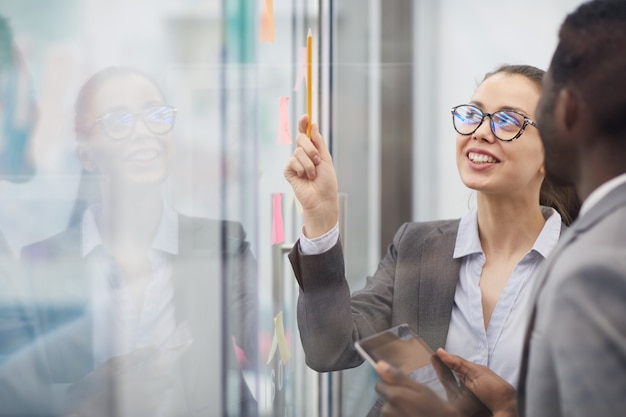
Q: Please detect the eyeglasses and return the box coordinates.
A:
[451,104,538,142]
[94,105,177,140]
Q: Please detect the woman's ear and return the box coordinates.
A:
[76,145,96,172]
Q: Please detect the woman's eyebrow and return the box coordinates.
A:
[469,100,529,115]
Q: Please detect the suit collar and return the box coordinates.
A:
[579,172,626,217]
[571,180,626,235]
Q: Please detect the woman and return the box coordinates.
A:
[283,64,580,416]
[21,67,257,417]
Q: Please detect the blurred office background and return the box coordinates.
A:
[0,0,586,416]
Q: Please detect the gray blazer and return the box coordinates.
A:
[289,219,461,372]
[520,181,626,417]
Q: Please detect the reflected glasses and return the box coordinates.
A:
[451,104,537,142]
[95,105,177,140]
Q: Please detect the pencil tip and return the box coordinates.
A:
[308,28,312,36]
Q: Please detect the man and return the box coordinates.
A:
[375,1,626,416]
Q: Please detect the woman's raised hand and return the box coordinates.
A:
[283,115,339,238]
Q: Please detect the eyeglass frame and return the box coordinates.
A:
[92,104,178,140]
[450,104,538,142]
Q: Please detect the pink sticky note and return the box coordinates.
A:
[272,193,285,245]
[259,0,275,43]
[294,47,307,92]
[231,335,249,367]
[276,97,292,145]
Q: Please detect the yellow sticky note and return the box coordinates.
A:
[293,192,303,214]
[274,311,291,364]
[266,330,278,366]
[266,311,291,365]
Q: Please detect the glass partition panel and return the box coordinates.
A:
[0,0,327,416]
[0,1,258,416]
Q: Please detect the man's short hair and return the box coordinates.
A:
[550,0,626,137]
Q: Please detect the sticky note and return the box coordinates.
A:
[266,330,278,366]
[259,0,275,43]
[266,311,291,365]
[274,311,291,364]
[231,335,249,367]
[293,192,303,214]
[271,193,284,245]
[276,97,292,145]
[294,47,307,92]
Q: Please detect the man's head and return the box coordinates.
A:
[536,0,626,198]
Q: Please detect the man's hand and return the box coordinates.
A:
[436,348,518,417]
[375,361,459,417]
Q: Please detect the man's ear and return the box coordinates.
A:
[76,145,96,172]
[555,88,580,133]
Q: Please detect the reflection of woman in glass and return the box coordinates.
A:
[284,65,580,415]
[21,67,257,417]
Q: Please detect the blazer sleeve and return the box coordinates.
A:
[288,223,410,372]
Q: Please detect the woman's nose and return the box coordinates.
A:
[472,118,496,143]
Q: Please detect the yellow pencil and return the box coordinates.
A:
[306,28,312,137]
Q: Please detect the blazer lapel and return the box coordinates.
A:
[416,221,461,350]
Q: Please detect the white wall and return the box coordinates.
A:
[413,0,587,221]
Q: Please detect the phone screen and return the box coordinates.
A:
[355,324,490,417]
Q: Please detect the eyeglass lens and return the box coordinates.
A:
[100,105,177,139]
[452,105,524,141]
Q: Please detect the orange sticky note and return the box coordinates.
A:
[259,0,275,43]
[294,47,307,92]
[271,193,284,245]
[276,97,292,145]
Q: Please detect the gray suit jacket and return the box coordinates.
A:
[289,219,461,414]
[520,181,626,417]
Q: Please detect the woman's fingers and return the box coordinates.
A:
[296,132,321,165]
[287,147,317,180]
[298,114,309,134]
[297,114,331,160]
[309,123,332,161]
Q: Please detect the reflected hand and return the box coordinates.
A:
[375,361,458,417]
[64,347,173,417]
[283,115,339,239]
[436,348,518,417]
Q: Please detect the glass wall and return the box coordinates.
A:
[0,0,588,416]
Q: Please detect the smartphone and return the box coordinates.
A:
[355,324,490,417]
